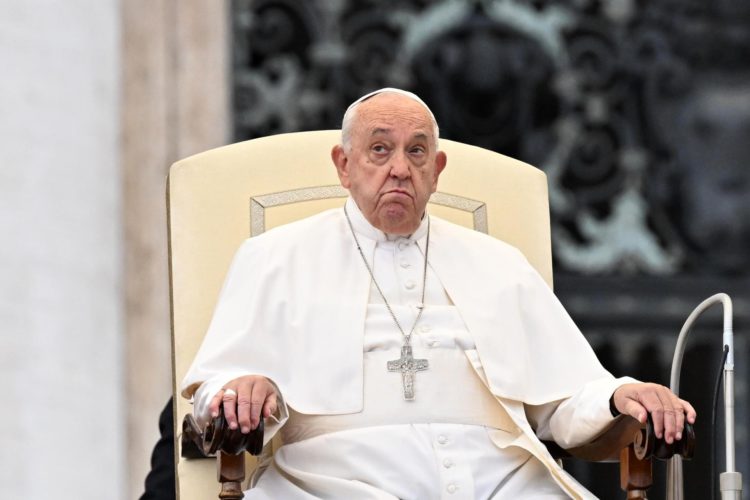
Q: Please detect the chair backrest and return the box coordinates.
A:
[168,130,551,499]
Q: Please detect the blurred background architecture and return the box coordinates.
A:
[1,1,747,498]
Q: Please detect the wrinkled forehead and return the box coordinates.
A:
[354,97,436,147]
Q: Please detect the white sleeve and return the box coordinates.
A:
[526,376,638,448]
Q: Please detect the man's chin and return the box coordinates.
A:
[375,206,419,235]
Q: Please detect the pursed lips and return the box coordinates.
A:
[382,189,413,199]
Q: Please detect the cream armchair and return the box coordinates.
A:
[167,131,690,499]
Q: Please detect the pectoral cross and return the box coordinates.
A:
[387,345,428,400]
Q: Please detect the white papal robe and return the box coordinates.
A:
[182,198,635,499]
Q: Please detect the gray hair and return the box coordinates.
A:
[341,87,440,151]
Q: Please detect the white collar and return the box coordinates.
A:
[345,197,429,243]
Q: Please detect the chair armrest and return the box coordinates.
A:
[180,409,265,500]
[180,407,265,459]
[544,415,695,462]
[560,415,644,462]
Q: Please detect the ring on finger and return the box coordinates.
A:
[223,388,237,398]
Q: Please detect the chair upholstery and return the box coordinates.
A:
[168,130,552,499]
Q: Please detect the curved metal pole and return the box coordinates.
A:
[666,293,740,500]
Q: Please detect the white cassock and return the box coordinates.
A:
[182,198,636,499]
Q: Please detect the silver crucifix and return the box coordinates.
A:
[387,345,429,400]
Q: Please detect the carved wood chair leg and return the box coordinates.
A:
[217,451,245,500]
[620,445,653,499]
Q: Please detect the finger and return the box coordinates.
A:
[209,389,224,418]
[237,381,255,433]
[672,396,685,440]
[681,398,697,424]
[622,399,648,424]
[645,387,673,443]
[639,390,666,439]
[249,383,271,430]
[222,388,239,430]
[263,389,278,418]
[654,389,677,444]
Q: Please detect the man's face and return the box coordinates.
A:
[332,93,447,235]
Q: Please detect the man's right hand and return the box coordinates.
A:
[208,375,278,434]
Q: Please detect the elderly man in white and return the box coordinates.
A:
[182,88,695,499]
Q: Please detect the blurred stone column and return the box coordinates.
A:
[121,1,230,497]
[0,2,123,499]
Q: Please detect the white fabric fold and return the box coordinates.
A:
[182,201,612,413]
[181,198,633,498]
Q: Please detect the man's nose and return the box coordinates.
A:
[389,152,411,179]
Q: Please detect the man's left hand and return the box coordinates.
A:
[612,383,696,444]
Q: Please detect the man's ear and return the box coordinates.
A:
[431,151,447,192]
[331,145,351,189]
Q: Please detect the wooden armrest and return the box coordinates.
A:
[181,413,210,459]
[543,415,642,461]
[180,408,266,500]
[564,415,644,462]
[545,415,696,463]
[544,415,695,500]
[544,416,696,500]
[180,407,265,459]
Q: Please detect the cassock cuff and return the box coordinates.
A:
[262,378,289,447]
[544,375,640,448]
[609,394,620,417]
[591,376,639,426]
